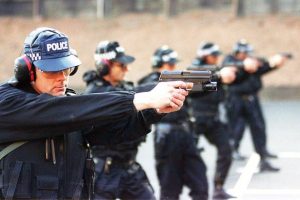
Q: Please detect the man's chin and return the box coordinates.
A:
[52,89,66,96]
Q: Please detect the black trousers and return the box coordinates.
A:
[93,161,155,200]
[227,94,267,157]
[154,123,208,200]
[195,117,232,187]
[231,117,246,151]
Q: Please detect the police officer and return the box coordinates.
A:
[222,39,287,172]
[0,27,190,199]
[82,40,158,200]
[138,45,209,200]
[188,42,236,199]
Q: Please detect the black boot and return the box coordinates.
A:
[259,160,280,172]
[263,151,278,159]
[213,187,236,200]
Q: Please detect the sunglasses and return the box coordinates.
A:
[38,67,75,77]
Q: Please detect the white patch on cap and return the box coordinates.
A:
[116,46,124,53]
[162,51,178,62]
[28,53,41,61]
[197,44,220,57]
[94,51,117,61]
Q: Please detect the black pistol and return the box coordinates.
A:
[280,52,293,59]
[159,70,217,92]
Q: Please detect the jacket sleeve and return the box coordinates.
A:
[255,59,277,76]
[0,88,137,143]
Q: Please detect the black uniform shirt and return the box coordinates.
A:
[188,58,225,117]
[222,55,275,96]
[82,71,164,159]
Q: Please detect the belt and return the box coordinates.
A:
[241,94,255,101]
[156,122,191,133]
[94,156,135,174]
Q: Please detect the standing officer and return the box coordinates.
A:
[0,27,190,199]
[138,45,209,200]
[188,42,236,199]
[82,40,157,200]
[222,39,287,171]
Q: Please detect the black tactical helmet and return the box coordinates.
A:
[151,45,179,68]
[233,39,253,54]
[197,42,222,58]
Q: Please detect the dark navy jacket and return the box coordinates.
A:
[0,81,157,199]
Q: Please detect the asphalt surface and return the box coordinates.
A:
[137,100,300,200]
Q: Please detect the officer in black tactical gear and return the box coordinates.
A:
[138,45,209,200]
[83,40,157,200]
[0,27,190,199]
[189,42,237,199]
[222,39,287,172]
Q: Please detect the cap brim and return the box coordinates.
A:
[34,54,81,72]
[168,58,179,64]
[211,51,222,56]
[114,55,135,64]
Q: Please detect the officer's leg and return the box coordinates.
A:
[228,96,247,160]
[93,167,121,200]
[204,122,234,199]
[120,163,156,200]
[244,96,279,172]
[154,129,184,200]
[244,96,267,157]
[231,117,248,160]
[233,117,247,151]
[182,132,208,200]
[249,96,277,158]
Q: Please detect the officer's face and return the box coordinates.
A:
[235,52,248,60]
[109,62,128,82]
[205,55,219,65]
[32,67,71,96]
[160,63,176,71]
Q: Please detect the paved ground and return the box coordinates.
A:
[137,100,300,200]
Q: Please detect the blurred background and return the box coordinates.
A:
[1,1,300,199]
[0,0,299,98]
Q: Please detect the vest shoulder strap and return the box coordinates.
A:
[0,141,28,160]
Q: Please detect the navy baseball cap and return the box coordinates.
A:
[151,45,179,68]
[197,42,222,58]
[233,39,253,54]
[24,27,81,72]
[94,41,135,65]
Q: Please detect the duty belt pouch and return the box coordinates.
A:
[36,175,59,199]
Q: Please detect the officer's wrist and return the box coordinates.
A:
[133,92,152,111]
